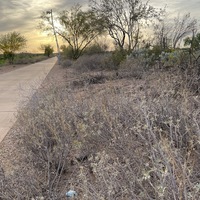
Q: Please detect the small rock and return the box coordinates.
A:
[66,190,77,198]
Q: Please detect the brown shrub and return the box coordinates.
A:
[1,68,200,200]
[73,53,113,73]
[61,59,73,68]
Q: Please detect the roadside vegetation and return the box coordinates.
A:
[40,44,54,58]
[0,31,26,64]
[0,32,54,67]
[0,52,53,68]
[0,0,200,199]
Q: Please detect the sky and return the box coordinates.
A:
[0,0,199,53]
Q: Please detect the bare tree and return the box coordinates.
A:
[171,13,197,48]
[153,13,197,50]
[153,17,172,50]
[90,0,162,52]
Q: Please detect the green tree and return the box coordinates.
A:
[0,32,26,64]
[184,32,200,70]
[184,32,200,51]
[60,45,74,59]
[41,44,54,57]
[40,5,105,59]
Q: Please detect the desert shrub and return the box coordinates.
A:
[71,73,107,88]
[41,44,54,57]
[181,64,200,94]
[160,50,190,69]
[61,59,73,68]
[117,56,154,79]
[73,54,113,72]
[0,56,6,65]
[60,45,75,60]
[130,47,191,70]
[72,50,132,72]
[3,51,15,64]
[130,47,164,67]
[111,49,127,68]
[150,45,163,58]
[83,43,107,55]
[74,78,200,199]
[1,68,200,199]
[13,53,47,64]
[0,84,78,199]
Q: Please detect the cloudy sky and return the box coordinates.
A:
[0,0,199,52]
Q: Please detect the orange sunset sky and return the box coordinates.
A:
[0,0,199,53]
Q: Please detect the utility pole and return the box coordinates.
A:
[46,9,61,65]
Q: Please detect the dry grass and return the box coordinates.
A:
[0,56,200,199]
[72,53,115,73]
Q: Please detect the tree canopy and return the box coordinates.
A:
[184,32,200,51]
[0,31,26,63]
[90,0,163,52]
[40,44,54,57]
[40,5,105,59]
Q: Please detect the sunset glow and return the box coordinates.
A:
[0,0,199,53]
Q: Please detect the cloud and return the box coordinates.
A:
[0,0,199,52]
[151,0,200,18]
[0,0,88,33]
[0,0,89,52]
[0,0,199,33]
